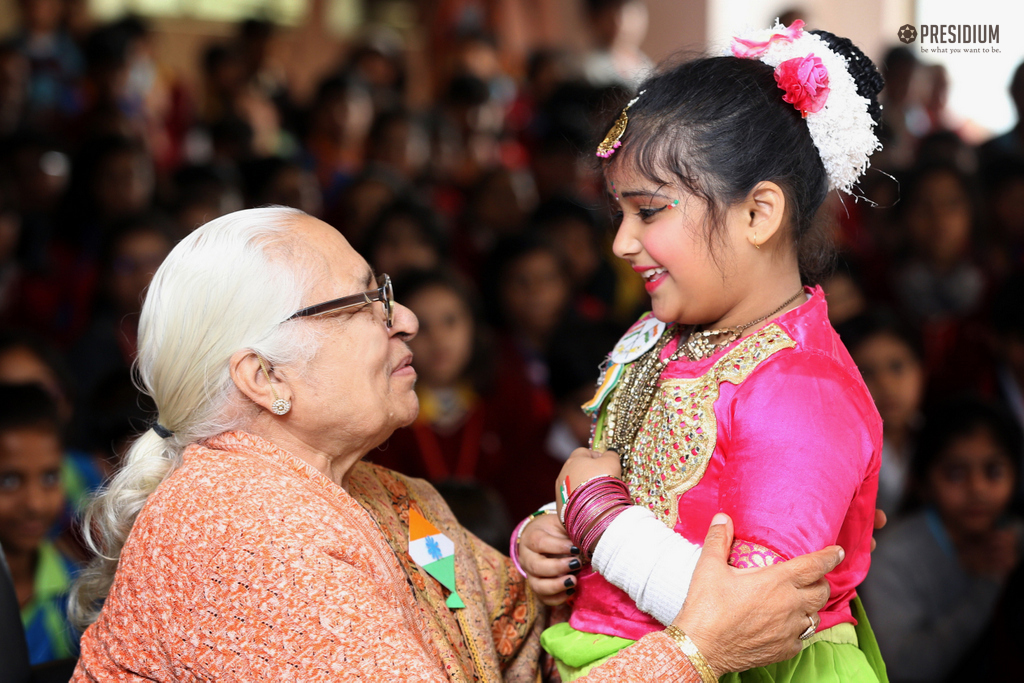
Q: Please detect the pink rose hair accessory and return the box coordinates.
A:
[726,20,881,195]
[774,54,830,117]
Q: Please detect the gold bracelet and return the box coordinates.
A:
[664,625,718,683]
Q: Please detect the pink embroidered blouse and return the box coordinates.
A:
[571,287,883,641]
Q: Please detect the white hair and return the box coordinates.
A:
[71,206,323,627]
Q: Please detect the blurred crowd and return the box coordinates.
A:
[2,0,1024,680]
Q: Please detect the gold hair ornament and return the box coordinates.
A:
[596,91,645,159]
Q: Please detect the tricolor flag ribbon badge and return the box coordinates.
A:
[408,508,465,609]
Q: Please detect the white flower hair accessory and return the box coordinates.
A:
[727,20,881,195]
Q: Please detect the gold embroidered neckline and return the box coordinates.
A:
[601,323,797,527]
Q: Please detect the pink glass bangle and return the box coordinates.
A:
[510,504,557,578]
[510,515,532,577]
[563,477,632,559]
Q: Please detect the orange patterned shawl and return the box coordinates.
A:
[72,431,695,682]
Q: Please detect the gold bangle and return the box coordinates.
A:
[664,625,718,683]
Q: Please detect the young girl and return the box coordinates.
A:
[521,21,888,682]
[860,398,1022,681]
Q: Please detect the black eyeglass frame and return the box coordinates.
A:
[287,273,394,327]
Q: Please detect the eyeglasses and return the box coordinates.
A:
[288,273,394,328]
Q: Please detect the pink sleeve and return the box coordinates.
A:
[718,351,878,564]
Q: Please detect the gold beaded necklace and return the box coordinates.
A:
[605,289,804,469]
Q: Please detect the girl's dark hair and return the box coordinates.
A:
[835,307,924,361]
[903,397,1024,514]
[0,330,76,405]
[361,199,449,265]
[0,382,61,437]
[604,30,883,283]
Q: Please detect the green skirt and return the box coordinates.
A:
[542,598,888,682]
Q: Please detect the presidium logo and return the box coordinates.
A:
[897,23,1001,54]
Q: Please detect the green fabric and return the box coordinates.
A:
[540,622,634,668]
[720,641,878,683]
[851,596,890,683]
[20,541,78,663]
[60,458,87,511]
[555,652,618,681]
[541,600,889,683]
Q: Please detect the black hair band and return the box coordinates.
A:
[153,423,174,439]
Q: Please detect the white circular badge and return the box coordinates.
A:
[610,316,666,364]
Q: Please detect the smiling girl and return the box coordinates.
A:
[520,21,889,683]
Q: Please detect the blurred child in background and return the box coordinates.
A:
[0,331,104,546]
[362,199,447,278]
[861,397,1023,682]
[545,320,623,462]
[893,163,985,325]
[0,382,80,665]
[991,273,1024,433]
[839,310,926,516]
[377,268,561,520]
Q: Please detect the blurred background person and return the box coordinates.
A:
[861,397,1023,683]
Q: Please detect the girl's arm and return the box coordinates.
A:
[579,513,844,681]
[591,352,878,624]
[591,506,702,625]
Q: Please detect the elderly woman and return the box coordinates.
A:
[71,207,841,681]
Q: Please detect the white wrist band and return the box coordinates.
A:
[591,506,702,625]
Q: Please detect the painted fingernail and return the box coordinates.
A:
[566,588,576,596]
[569,558,581,571]
[564,577,575,588]
[570,546,580,556]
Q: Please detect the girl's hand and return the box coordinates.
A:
[554,448,623,518]
[519,513,581,605]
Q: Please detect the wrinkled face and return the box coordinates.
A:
[928,428,1016,537]
[608,165,750,326]
[852,333,924,431]
[282,216,419,453]
[407,285,474,388]
[0,427,63,555]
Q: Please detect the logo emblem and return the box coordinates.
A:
[898,24,917,44]
[611,315,666,364]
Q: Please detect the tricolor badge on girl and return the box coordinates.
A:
[583,314,667,416]
[408,508,464,608]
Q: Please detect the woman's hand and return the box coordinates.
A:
[672,513,843,677]
[519,513,581,605]
[555,448,623,518]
